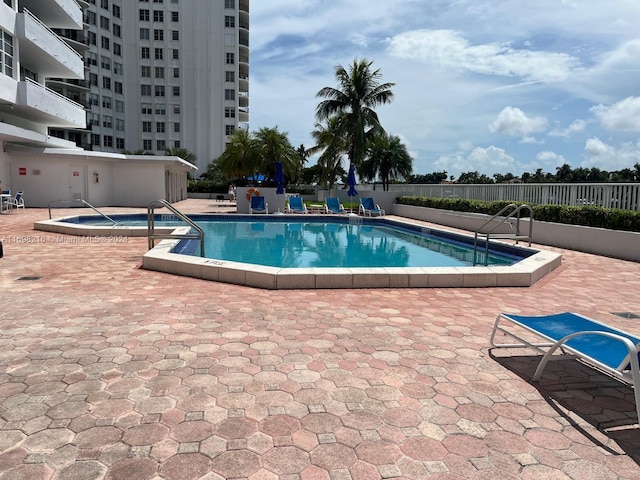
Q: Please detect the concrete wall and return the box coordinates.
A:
[393,204,640,262]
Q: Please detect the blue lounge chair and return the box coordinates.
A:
[249,196,268,214]
[491,312,640,424]
[286,196,308,214]
[359,197,385,216]
[324,197,345,214]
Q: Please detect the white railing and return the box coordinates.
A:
[23,8,82,60]
[387,183,640,211]
[25,77,84,109]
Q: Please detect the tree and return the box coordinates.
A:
[556,163,573,183]
[315,58,395,173]
[217,128,259,179]
[308,117,347,189]
[254,126,299,184]
[361,135,413,191]
[164,147,196,165]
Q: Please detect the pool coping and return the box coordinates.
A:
[35,214,562,289]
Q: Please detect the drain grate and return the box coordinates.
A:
[17,276,42,281]
[611,311,640,319]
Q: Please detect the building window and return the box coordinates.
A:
[225,125,235,135]
[153,10,164,22]
[173,68,179,78]
[116,138,125,149]
[155,66,164,78]
[113,62,123,74]
[141,65,150,77]
[173,122,180,133]
[101,56,110,70]
[86,52,97,66]
[225,107,235,118]
[155,103,166,114]
[226,52,234,64]
[104,135,113,147]
[139,9,149,21]
[115,119,124,131]
[102,77,111,89]
[225,89,235,100]
[172,86,180,96]
[156,122,165,133]
[157,140,166,150]
[154,29,163,41]
[225,71,234,82]
[89,113,99,127]
[141,47,150,59]
[86,11,96,25]
[172,49,179,60]
[101,0,109,9]
[92,134,101,146]
[89,72,98,85]
[114,81,122,94]
[115,100,124,113]
[88,31,96,45]
[155,48,163,60]
[101,36,109,49]
[112,4,120,17]
[102,96,112,108]
[113,24,121,38]
[103,116,113,128]
[142,121,152,132]
[173,104,180,114]
[100,16,110,30]
[155,85,165,97]
[141,103,152,114]
[172,30,179,41]
[171,11,179,22]
[174,140,181,148]
[143,139,153,150]
[225,0,235,8]
[113,43,121,56]
[89,93,99,106]
[140,28,149,40]
[225,16,235,28]
[141,84,151,96]
[153,0,163,3]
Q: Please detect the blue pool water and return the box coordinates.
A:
[61,214,533,268]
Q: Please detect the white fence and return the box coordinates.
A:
[386,183,640,211]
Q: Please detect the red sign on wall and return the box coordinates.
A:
[19,167,26,175]
[73,171,80,176]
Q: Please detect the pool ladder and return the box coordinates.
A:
[147,199,205,257]
[473,204,533,266]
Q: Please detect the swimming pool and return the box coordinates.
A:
[36,213,562,289]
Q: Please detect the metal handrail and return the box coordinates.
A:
[147,199,205,257]
[473,204,533,266]
[47,198,117,225]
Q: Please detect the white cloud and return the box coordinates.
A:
[489,107,548,138]
[584,137,640,170]
[536,150,566,165]
[434,145,516,177]
[548,119,588,137]
[591,96,640,132]
[387,30,580,82]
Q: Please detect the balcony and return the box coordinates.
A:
[239,0,249,13]
[16,9,84,79]
[16,78,86,128]
[20,0,83,29]
[238,107,249,123]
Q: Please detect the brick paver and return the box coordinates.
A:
[0,200,639,479]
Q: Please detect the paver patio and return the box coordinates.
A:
[0,199,639,479]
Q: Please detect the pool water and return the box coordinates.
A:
[177,220,522,268]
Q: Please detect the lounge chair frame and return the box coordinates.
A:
[249,196,268,214]
[491,312,640,424]
[358,197,385,217]
[324,197,345,214]
[286,196,308,214]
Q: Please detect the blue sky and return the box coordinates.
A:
[248,0,640,179]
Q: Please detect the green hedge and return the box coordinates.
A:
[188,180,227,194]
[396,196,640,233]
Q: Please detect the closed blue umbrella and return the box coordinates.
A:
[347,163,358,197]
[275,161,285,194]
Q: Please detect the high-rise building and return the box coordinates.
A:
[54,0,250,175]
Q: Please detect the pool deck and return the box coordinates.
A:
[1,199,639,479]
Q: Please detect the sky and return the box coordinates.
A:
[247,0,640,179]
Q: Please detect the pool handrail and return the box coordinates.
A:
[147,199,205,257]
[48,199,118,225]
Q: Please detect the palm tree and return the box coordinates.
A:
[315,58,395,171]
[217,128,259,179]
[307,116,347,189]
[361,135,413,191]
[254,126,299,183]
[164,147,196,165]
